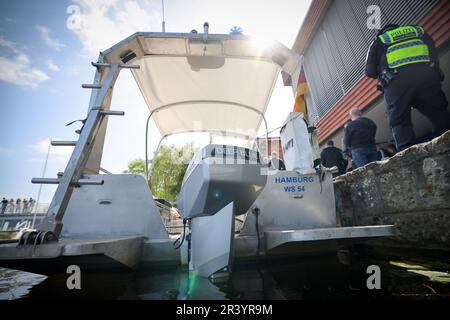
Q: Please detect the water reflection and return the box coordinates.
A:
[1,248,449,300]
[0,268,46,300]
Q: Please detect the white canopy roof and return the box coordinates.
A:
[101,32,301,139]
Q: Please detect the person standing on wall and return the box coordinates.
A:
[1,198,7,214]
[15,198,21,213]
[8,198,15,213]
[22,198,28,214]
[28,197,35,213]
[341,121,354,172]
[343,108,380,168]
[365,24,450,151]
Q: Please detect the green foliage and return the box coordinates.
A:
[126,144,196,204]
[150,143,197,203]
[126,158,147,176]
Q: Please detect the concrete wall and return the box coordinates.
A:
[334,130,450,250]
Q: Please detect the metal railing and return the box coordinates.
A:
[1,203,49,215]
[0,213,47,231]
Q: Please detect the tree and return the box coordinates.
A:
[126,143,197,204]
[125,158,147,176]
[150,143,196,203]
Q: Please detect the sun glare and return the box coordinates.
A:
[251,36,276,54]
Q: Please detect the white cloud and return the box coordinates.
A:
[65,65,80,76]
[46,59,60,72]
[36,25,66,51]
[0,36,21,53]
[0,36,49,87]
[70,0,161,57]
[31,138,73,163]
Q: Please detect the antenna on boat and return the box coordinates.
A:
[203,22,209,43]
[161,0,166,32]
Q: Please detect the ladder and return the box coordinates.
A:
[32,59,140,237]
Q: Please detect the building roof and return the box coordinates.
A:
[291,0,331,55]
[282,0,330,86]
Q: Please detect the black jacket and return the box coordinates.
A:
[268,158,286,171]
[365,28,438,79]
[343,117,377,149]
[320,146,346,175]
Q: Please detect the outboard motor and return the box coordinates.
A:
[177,144,267,219]
[176,144,267,278]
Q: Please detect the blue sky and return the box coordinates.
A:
[0,0,311,204]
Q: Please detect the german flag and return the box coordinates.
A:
[293,70,308,117]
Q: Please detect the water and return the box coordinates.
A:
[1,246,449,300]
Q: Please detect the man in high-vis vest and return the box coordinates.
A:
[365,24,449,151]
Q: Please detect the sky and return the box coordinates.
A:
[0,0,311,204]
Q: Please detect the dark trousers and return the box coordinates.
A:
[383,64,450,151]
[351,146,380,168]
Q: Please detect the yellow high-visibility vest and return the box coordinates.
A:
[378,26,430,69]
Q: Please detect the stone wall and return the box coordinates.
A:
[334,130,450,250]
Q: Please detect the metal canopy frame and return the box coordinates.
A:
[34,32,302,237]
[144,100,271,180]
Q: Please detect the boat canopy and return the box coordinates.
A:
[100,32,301,139]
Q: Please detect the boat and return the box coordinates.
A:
[177,144,267,219]
[0,24,395,278]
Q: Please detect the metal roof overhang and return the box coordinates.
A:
[99,32,301,139]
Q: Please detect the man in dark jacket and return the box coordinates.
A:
[343,108,380,168]
[365,24,449,151]
[320,141,347,177]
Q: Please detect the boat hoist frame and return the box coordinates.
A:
[31,32,304,239]
[144,101,271,181]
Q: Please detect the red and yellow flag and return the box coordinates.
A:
[293,70,308,116]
